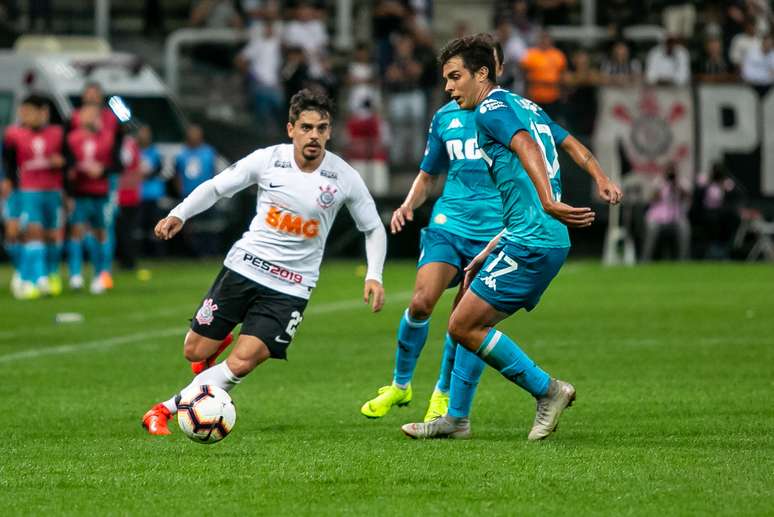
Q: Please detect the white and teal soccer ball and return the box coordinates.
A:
[177,385,236,444]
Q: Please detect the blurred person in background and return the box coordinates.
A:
[645,35,691,85]
[384,32,426,166]
[137,125,165,258]
[694,36,737,83]
[345,97,389,196]
[562,49,601,136]
[599,0,643,35]
[346,43,381,115]
[116,132,142,271]
[189,0,244,71]
[282,1,329,80]
[691,162,741,259]
[70,82,121,291]
[282,46,313,110]
[520,31,567,120]
[373,0,410,73]
[535,0,577,26]
[235,10,283,135]
[600,40,642,85]
[661,0,696,40]
[642,164,691,262]
[729,18,760,70]
[495,19,527,94]
[741,33,774,94]
[3,94,65,299]
[1,141,24,297]
[66,103,115,294]
[174,124,218,257]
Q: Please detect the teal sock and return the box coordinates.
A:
[448,345,486,418]
[435,333,457,393]
[86,237,103,276]
[392,309,430,387]
[4,242,20,270]
[46,242,62,275]
[22,241,46,283]
[68,239,83,277]
[476,328,550,397]
[101,238,113,274]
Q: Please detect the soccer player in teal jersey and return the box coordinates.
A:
[402,34,621,440]
[360,46,508,422]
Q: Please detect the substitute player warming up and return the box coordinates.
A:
[142,89,387,435]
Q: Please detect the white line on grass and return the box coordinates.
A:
[0,291,415,364]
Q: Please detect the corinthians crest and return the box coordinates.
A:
[317,184,337,209]
[195,298,218,326]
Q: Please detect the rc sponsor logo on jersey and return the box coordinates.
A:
[479,99,506,114]
[242,252,304,284]
[265,206,320,238]
[446,118,463,129]
[446,138,481,160]
[320,169,338,179]
[274,160,292,168]
[195,298,218,325]
[317,185,337,209]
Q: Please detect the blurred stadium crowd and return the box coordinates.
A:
[0,0,773,295]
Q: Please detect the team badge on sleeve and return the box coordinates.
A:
[195,298,219,326]
[317,185,337,209]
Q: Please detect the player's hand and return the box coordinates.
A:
[544,202,596,228]
[363,279,385,313]
[49,153,65,168]
[0,179,11,199]
[154,216,184,240]
[463,251,489,290]
[596,177,623,205]
[390,205,414,234]
[86,164,103,178]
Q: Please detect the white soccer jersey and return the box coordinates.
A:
[170,144,382,299]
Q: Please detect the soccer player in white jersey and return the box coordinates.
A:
[142,89,387,435]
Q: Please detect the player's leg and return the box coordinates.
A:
[43,192,64,295]
[3,197,23,296]
[67,209,86,290]
[87,197,110,294]
[360,261,458,418]
[100,175,119,289]
[18,192,47,297]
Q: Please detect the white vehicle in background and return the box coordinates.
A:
[0,35,228,178]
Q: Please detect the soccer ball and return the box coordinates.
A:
[177,385,236,444]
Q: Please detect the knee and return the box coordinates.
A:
[447,314,472,349]
[226,341,270,377]
[183,331,208,362]
[408,291,437,320]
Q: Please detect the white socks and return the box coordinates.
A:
[162,362,242,414]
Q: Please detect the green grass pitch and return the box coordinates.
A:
[0,260,772,515]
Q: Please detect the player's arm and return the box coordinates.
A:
[559,135,622,204]
[155,150,266,240]
[392,112,448,233]
[509,131,595,228]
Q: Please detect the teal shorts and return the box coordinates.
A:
[470,241,569,315]
[19,190,63,229]
[70,196,110,229]
[3,190,21,220]
[417,226,491,288]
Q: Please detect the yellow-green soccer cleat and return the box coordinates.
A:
[423,389,450,422]
[360,384,412,418]
[48,274,63,296]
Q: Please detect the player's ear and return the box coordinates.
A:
[286,122,294,139]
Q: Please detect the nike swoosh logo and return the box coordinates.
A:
[269,183,283,188]
[274,336,289,344]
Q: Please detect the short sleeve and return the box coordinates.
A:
[542,112,569,145]
[345,168,381,232]
[419,113,448,175]
[475,94,528,148]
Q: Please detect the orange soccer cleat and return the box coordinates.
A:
[191,333,234,374]
[141,403,172,436]
[100,271,114,290]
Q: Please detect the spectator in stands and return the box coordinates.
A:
[741,33,774,93]
[235,12,283,135]
[645,35,691,85]
[282,46,313,109]
[691,162,741,259]
[521,31,567,119]
[642,164,691,262]
[137,125,165,258]
[346,43,381,114]
[600,40,642,85]
[372,0,410,73]
[729,19,760,70]
[345,97,389,196]
[563,49,601,135]
[283,1,329,79]
[384,32,425,166]
[508,0,540,46]
[116,133,142,270]
[408,22,438,115]
[695,36,737,83]
[599,0,643,36]
[661,1,697,40]
[535,0,577,26]
[190,0,242,29]
[495,19,527,94]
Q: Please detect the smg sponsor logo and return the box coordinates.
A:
[242,252,304,284]
[446,138,481,161]
[265,206,320,238]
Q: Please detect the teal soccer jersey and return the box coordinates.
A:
[475,88,570,249]
[420,101,503,242]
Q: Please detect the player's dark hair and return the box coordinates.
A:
[21,93,49,109]
[438,34,496,82]
[83,81,103,93]
[493,40,504,69]
[288,88,333,125]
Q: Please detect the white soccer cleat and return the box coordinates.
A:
[528,379,576,441]
[401,415,471,440]
[10,272,22,298]
[89,277,105,295]
[36,275,51,295]
[69,274,84,290]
